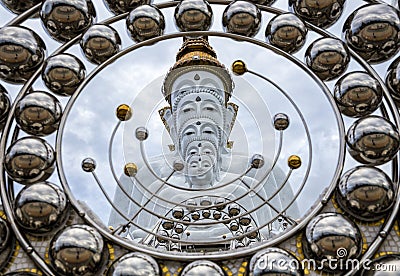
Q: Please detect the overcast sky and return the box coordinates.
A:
[0,0,398,228]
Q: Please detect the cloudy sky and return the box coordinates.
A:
[0,0,398,233]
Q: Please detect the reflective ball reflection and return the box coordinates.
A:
[126,5,165,42]
[104,0,152,15]
[343,4,400,64]
[135,127,149,141]
[116,104,132,121]
[50,225,104,275]
[180,260,225,276]
[289,0,345,28]
[42,53,86,96]
[80,24,121,65]
[346,115,400,165]
[81,157,96,172]
[305,37,350,81]
[5,137,55,184]
[15,91,62,136]
[15,182,67,233]
[231,60,247,76]
[222,1,261,37]
[124,163,138,177]
[336,166,394,221]
[249,247,303,276]
[361,254,400,275]
[108,252,159,276]
[40,0,96,43]
[0,218,11,252]
[386,56,400,103]
[251,154,264,169]
[266,13,307,54]
[0,84,11,128]
[175,0,213,32]
[0,26,46,84]
[304,213,362,272]
[0,0,41,14]
[273,113,289,130]
[334,71,383,117]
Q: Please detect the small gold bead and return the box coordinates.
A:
[116,104,132,121]
[288,155,302,169]
[232,60,247,76]
[124,163,138,176]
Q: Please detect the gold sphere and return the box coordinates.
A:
[231,60,247,76]
[124,163,138,177]
[288,155,301,169]
[116,104,132,121]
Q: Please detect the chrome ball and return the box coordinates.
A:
[42,53,86,96]
[343,4,400,64]
[172,207,184,219]
[173,159,184,171]
[222,1,261,38]
[81,157,96,172]
[40,0,96,43]
[334,71,383,118]
[360,254,400,276]
[336,166,394,221]
[346,115,400,165]
[135,126,149,141]
[5,137,55,184]
[180,260,225,276]
[228,203,240,217]
[386,56,400,103]
[15,91,62,136]
[305,37,350,81]
[50,225,104,275]
[0,26,46,84]
[304,212,362,272]
[80,24,121,65]
[174,0,213,32]
[289,0,345,28]
[103,0,152,15]
[0,84,11,128]
[265,13,307,54]
[273,113,290,130]
[249,247,304,276]
[107,252,159,276]
[0,218,11,252]
[126,5,165,43]
[15,182,67,233]
[251,154,265,169]
[0,0,41,14]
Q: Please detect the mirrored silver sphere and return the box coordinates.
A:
[346,115,400,165]
[15,91,62,136]
[80,24,121,65]
[289,0,345,28]
[336,166,394,221]
[304,212,362,272]
[107,252,159,276]
[343,4,400,64]
[126,5,165,43]
[0,84,11,129]
[0,0,41,14]
[40,0,96,43]
[81,157,96,172]
[249,247,304,276]
[0,26,46,84]
[251,154,265,169]
[334,71,383,117]
[0,218,11,252]
[361,254,400,275]
[135,126,149,141]
[273,113,290,130]
[175,0,213,32]
[103,0,152,15]
[42,53,86,96]
[265,13,307,54]
[305,37,350,81]
[50,225,104,275]
[386,56,400,104]
[5,137,55,184]
[15,182,67,233]
[222,1,261,38]
[180,260,225,276]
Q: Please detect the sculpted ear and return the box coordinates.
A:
[159,107,177,145]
